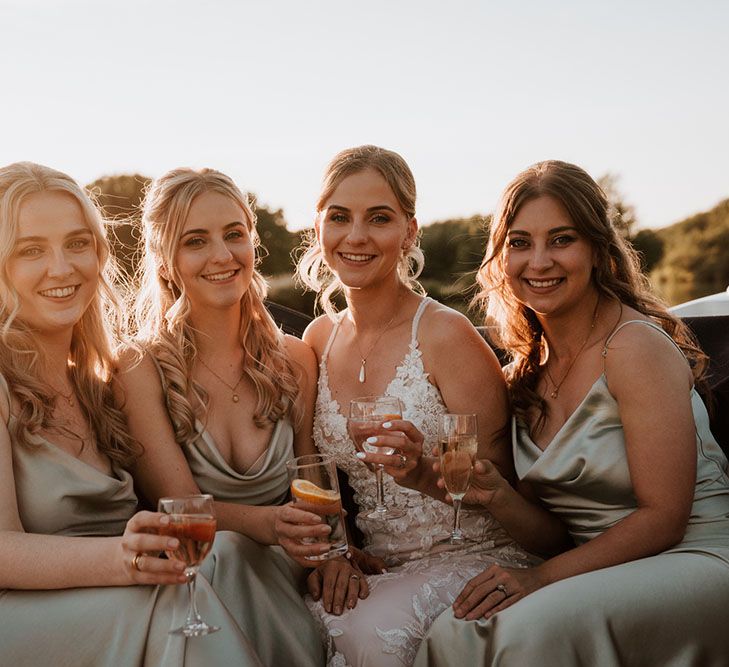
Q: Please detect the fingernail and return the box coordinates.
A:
[334,606,342,615]
[159,515,170,524]
[347,600,354,609]
[355,452,366,460]
[167,539,179,548]
[381,568,388,574]
[382,422,392,428]
[366,436,377,444]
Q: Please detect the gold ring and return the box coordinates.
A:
[132,553,143,572]
[350,574,361,581]
[495,583,507,597]
[397,454,407,468]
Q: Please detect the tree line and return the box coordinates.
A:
[87,173,729,320]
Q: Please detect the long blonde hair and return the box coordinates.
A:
[296,145,425,318]
[475,160,707,428]
[133,167,299,445]
[0,161,140,466]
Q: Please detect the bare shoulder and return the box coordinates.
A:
[302,314,337,359]
[419,300,495,358]
[283,334,317,373]
[113,348,165,407]
[604,317,693,392]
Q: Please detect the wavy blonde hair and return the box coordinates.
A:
[296,145,425,318]
[475,160,707,429]
[133,167,299,445]
[0,162,140,466]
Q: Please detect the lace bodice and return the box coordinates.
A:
[314,298,512,564]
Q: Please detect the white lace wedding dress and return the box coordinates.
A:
[308,297,533,667]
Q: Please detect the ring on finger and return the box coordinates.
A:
[131,553,143,572]
[397,454,407,469]
[349,574,361,581]
[495,583,507,598]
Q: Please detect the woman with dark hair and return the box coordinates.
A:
[416,160,729,665]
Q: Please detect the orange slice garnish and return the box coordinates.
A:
[291,479,340,505]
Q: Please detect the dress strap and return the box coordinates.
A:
[602,319,684,360]
[321,315,344,363]
[410,297,433,346]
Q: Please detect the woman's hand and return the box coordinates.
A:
[434,457,509,508]
[308,556,370,615]
[274,502,333,565]
[347,547,387,575]
[118,511,187,586]
[453,563,547,621]
[354,419,428,487]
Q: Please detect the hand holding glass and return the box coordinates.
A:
[286,454,349,560]
[158,494,219,637]
[349,396,405,521]
[438,413,478,545]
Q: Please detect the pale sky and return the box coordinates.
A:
[1,0,727,231]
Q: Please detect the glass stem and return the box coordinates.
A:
[375,464,386,512]
[184,568,202,626]
[451,497,463,539]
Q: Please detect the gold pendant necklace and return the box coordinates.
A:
[197,357,245,402]
[544,296,600,399]
[47,380,75,408]
[351,308,400,384]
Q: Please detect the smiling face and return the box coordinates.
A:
[316,168,416,291]
[504,195,597,317]
[7,190,100,337]
[173,190,255,313]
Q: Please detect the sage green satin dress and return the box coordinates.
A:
[178,418,324,667]
[150,355,323,665]
[416,321,729,666]
[0,416,265,666]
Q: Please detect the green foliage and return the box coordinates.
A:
[650,199,729,304]
[630,229,664,273]
[86,174,149,279]
[89,172,728,315]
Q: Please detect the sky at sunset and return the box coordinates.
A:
[2,0,727,231]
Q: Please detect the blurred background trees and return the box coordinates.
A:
[88,173,728,322]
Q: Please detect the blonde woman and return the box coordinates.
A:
[0,162,269,666]
[416,160,729,665]
[288,146,532,666]
[117,167,324,666]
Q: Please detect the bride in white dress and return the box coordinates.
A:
[290,145,533,666]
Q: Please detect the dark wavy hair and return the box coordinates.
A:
[475,160,707,429]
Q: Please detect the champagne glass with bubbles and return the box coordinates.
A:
[158,494,219,637]
[349,396,405,520]
[437,414,478,545]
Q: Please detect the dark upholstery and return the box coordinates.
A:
[683,315,729,456]
[265,301,313,338]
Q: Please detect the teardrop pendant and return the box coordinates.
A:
[232,394,240,403]
[358,360,366,384]
[550,390,558,399]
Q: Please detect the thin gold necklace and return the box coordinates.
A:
[197,357,245,403]
[544,296,600,399]
[350,308,400,384]
[47,379,75,408]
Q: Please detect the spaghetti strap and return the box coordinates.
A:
[321,315,344,363]
[602,319,685,372]
[410,297,433,345]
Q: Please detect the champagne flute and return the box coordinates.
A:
[349,396,405,521]
[437,414,478,545]
[158,494,219,637]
